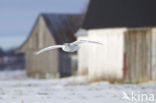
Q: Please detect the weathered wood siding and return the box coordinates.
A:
[77,27,156,83]
[77,36,89,75]
[87,28,126,82]
[151,28,156,80]
[124,28,151,83]
[124,28,156,83]
[25,16,59,78]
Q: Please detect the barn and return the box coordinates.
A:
[17,13,83,78]
[76,0,156,83]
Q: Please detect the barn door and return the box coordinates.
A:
[58,50,72,77]
[124,28,151,83]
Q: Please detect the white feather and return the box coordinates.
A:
[71,40,104,45]
[35,45,64,55]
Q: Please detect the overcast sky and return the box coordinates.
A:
[0,0,89,50]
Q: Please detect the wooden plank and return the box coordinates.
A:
[143,31,147,81]
[146,29,152,80]
[131,31,136,83]
[136,30,140,83]
[124,30,131,83]
[151,28,156,80]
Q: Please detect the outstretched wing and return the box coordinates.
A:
[35,45,63,55]
[71,40,104,46]
[87,40,104,45]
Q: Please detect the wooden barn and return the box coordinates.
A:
[17,13,83,78]
[76,0,156,83]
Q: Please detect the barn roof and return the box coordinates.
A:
[16,13,84,53]
[83,0,156,29]
[41,13,84,44]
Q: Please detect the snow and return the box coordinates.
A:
[0,70,155,103]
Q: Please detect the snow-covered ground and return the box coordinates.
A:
[0,70,155,103]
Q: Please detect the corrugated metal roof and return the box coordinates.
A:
[42,13,84,44]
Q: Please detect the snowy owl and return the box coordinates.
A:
[35,40,104,55]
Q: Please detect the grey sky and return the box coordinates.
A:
[0,0,89,50]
